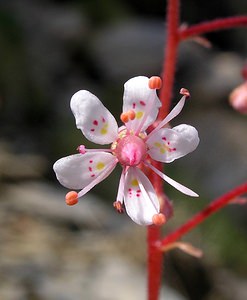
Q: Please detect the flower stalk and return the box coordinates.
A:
[179,16,247,40]
[161,182,247,247]
[147,0,181,297]
[146,1,247,300]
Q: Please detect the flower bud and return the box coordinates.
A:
[229,82,247,114]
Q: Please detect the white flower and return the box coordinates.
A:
[53,76,199,226]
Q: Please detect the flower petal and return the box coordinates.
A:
[53,152,117,190]
[70,90,118,144]
[147,124,199,163]
[123,167,160,225]
[122,76,161,132]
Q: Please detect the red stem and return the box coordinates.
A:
[147,1,180,300]
[147,4,247,300]
[147,225,163,300]
[161,182,247,247]
[159,0,180,119]
[179,16,247,40]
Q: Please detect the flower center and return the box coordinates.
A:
[114,135,147,166]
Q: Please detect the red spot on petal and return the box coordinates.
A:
[128,188,132,192]
[136,194,140,197]
[102,117,106,123]
[93,120,98,126]
[132,103,136,109]
[140,100,146,106]
[162,137,166,141]
[91,174,95,177]
[91,129,95,132]
[173,148,176,151]
[89,167,92,172]
[136,189,141,193]
[89,160,93,163]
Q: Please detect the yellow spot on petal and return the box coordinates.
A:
[100,123,108,135]
[101,128,107,134]
[160,147,166,154]
[131,179,139,186]
[136,111,143,119]
[154,142,161,148]
[96,162,105,170]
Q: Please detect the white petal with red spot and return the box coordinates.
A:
[70,90,118,145]
[122,76,161,132]
[123,167,160,225]
[53,152,117,190]
[146,124,199,163]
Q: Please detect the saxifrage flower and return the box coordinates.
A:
[53,76,199,226]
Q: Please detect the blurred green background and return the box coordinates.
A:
[0,0,247,299]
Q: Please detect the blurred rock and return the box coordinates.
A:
[0,181,185,300]
[171,88,247,199]
[178,43,244,103]
[212,269,247,300]
[2,182,124,229]
[194,53,244,103]
[92,19,165,81]
[0,142,47,180]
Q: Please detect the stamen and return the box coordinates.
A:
[146,94,187,140]
[128,110,136,120]
[78,159,118,198]
[120,112,129,123]
[121,110,136,123]
[144,161,199,197]
[133,168,160,213]
[152,213,166,226]
[113,201,124,213]
[134,93,157,136]
[148,76,162,90]
[77,145,86,154]
[180,88,190,99]
[77,145,113,154]
[116,170,125,203]
[65,191,78,206]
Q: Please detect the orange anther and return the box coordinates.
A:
[148,76,162,90]
[120,112,129,123]
[152,213,166,226]
[113,201,124,213]
[65,191,78,206]
[180,88,190,99]
[128,110,136,120]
